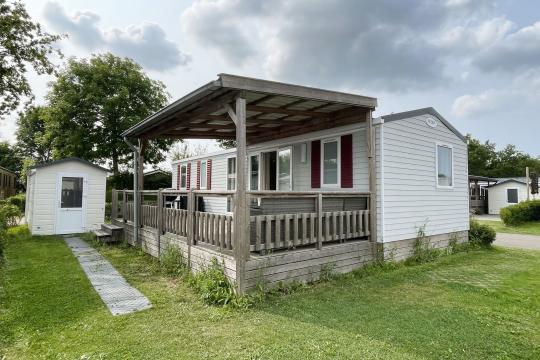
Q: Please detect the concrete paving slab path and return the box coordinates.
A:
[64,236,152,316]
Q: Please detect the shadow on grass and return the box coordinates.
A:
[0,227,107,351]
[255,249,540,359]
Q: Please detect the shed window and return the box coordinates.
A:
[322,138,340,186]
[200,160,207,189]
[61,177,83,208]
[180,164,187,189]
[437,145,453,187]
[507,188,518,204]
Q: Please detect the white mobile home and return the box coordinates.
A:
[170,107,469,258]
[487,178,538,214]
[114,74,469,292]
[26,158,107,235]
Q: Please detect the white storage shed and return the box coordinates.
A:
[25,158,108,235]
[487,178,538,214]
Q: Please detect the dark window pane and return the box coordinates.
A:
[61,177,83,208]
[507,188,518,203]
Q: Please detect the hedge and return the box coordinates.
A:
[500,200,540,226]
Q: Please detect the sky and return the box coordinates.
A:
[2,0,540,162]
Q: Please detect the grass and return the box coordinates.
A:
[1,226,540,359]
[477,219,540,236]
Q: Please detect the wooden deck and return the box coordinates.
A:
[112,189,374,291]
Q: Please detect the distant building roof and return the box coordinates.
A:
[144,169,171,176]
[0,165,16,174]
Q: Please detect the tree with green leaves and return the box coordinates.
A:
[467,135,540,178]
[216,139,236,149]
[15,105,52,163]
[0,0,62,118]
[0,141,22,173]
[45,53,174,176]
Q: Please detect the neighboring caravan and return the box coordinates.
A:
[114,74,470,292]
[487,178,539,214]
[0,165,17,200]
[26,158,107,235]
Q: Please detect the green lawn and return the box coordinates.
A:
[477,219,540,236]
[1,227,540,359]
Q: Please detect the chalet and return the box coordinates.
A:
[112,74,469,293]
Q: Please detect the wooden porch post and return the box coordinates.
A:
[366,110,378,243]
[122,190,127,223]
[111,189,117,220]
[187,189,194,269]
[156,188,163,257]
[233,96,249,294]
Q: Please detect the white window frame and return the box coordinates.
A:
[506,188,519,204]
[249,153,261,191]
[435,143,454,189]
[179,164,187,189]
[321,137,341,188]
[200,160,207,190]
[226,156,236,191]
[276,147,293,191]
[226,156,236,212]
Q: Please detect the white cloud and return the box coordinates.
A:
[43,2,191,71]
[181,0,498,92]
[474,21,540,72]
[452,68,540,117]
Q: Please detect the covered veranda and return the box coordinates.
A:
[116,74,378,293]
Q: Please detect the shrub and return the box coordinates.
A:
[469,220,496,247]
[0,204,22,228]
[500,200,540,226]
[188,258,236,306]
[406,224,441,264]
[105,202,112,221]
[160,244,187,276]
[5,193,25,213]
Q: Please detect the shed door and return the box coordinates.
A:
[56,174,87,234]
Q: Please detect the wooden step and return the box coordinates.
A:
[93,229,111,240]
[100,223,123,242]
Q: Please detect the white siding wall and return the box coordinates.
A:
[380,114,469,242]
[171,124,370,214]
[28,161,106,235]
[488,182,537,214]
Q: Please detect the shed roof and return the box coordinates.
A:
[31,157,109,172]
[122,74,377,145]
[381,107,466,143]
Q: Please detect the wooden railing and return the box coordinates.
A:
[251,210,369,252]
[112,189,370,255]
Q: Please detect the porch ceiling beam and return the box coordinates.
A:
[246,100,335,129]
[140,90,240,139]
[247,113,363,145]
[156,133,236,139]
[248,94,275,106]
[246,104,329,118]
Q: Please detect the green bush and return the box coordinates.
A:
[469,220,496,247]
[500,200,540,226]
[160,244,187,276]
[188,258,236,306]
[105,202,112,221]
[0,204,22,228]
[5,193,25,213]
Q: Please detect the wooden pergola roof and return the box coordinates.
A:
[122,74,378,145]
